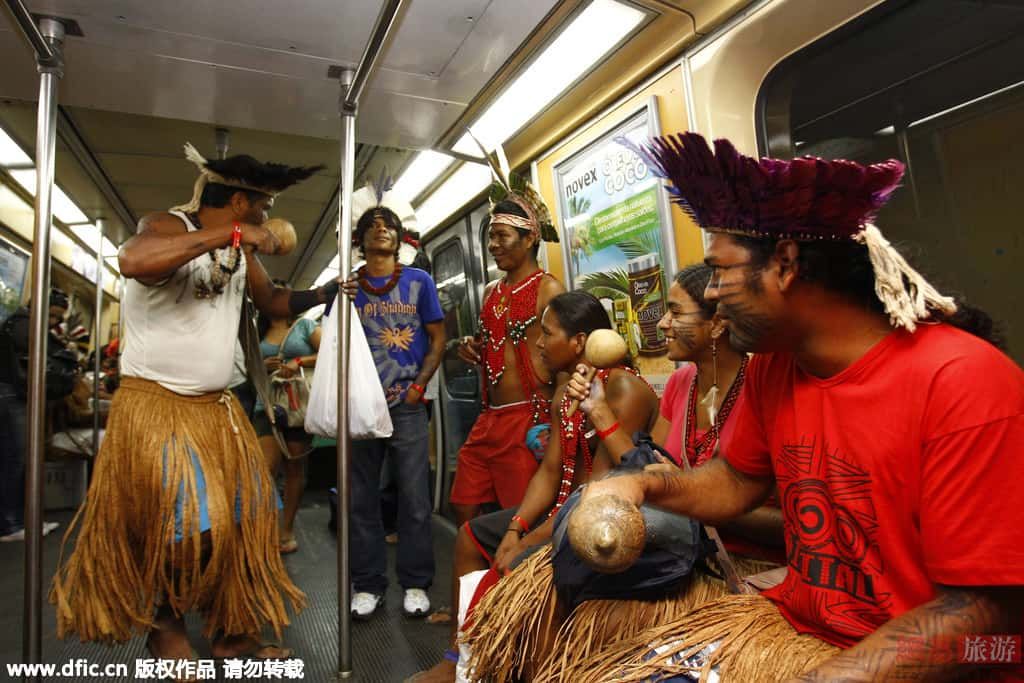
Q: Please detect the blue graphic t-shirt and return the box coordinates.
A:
[354,266,443,407]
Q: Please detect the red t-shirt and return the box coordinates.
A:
[661,365,785,564]
[724,324,1024,650]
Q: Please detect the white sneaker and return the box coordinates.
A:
[351,592,383,620]
[403,588,430,617]
[0,522,59,542]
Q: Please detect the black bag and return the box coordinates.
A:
[551,432,718,610]
[0,308,79,400]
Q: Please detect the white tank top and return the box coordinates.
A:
[120,210,247,396]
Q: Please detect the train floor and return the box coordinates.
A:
[1,488,456,682]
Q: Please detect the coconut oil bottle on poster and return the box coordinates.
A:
[627,253,667,355]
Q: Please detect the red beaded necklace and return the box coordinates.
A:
[549,366,650,516]
[479,269,550,424]
[358,263,403,296]
[684,355,748,467]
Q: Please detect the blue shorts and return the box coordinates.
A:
[168,446,281,543]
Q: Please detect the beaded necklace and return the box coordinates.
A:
[549,365,650,515]
[187,212,242,300]
[358,263,403,296]
[478,269,550,424]
[684,355,748,467]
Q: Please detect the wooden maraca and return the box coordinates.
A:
[262,217,297,255]
[565,328,628,418]
[567,493,646,573]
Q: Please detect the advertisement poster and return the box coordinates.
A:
[0,238,27,324]
[554,99,676,393]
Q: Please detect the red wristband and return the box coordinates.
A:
[231,222,242,249]
[596,421,620,440]
[410,383,426,395]
[511,515,529,534]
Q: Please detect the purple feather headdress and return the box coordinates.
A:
[616,132,904,240]
[617,132,955,331]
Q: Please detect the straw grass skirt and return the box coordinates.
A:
[570,593,839,682]
[464,548,782,682]
[532,556,779,682]
[50,378,305,643]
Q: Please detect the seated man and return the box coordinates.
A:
[410,291,659,682]
[569,133,1024,682]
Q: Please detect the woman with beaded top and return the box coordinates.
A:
[410,290,658,683]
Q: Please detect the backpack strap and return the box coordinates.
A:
[675,432,757,595]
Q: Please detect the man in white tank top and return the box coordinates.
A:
[51,144,336,665]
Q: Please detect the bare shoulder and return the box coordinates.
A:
[539,272,566,297]
[605,368,655,400]
[535,272,566,314]
[137,211,188,236]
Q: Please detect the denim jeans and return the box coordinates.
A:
[0,382,27,536]
[350,402,434,594]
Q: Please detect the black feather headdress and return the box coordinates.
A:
[171,143,324,213]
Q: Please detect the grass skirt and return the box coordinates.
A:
[464,547,781,682]
[50,378,305,643]
[571,593,839,682]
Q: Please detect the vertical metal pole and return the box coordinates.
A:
[24,16,64,672]
[336,67,356,680]
[92,221,103,459]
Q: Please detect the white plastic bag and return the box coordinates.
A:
[305,297,393,440]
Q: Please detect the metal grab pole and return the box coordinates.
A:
[336,67,356,680]
[92,222,103,459]
[23,16,64,672]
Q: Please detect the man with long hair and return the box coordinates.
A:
[51,144,335,667]
[570,133,1024,682]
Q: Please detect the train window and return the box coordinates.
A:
[757,0,1024,361]
[433,239,478,399]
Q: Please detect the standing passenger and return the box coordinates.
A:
[50,144,333,664]
[254,301,320,555]
[452,170,564,526]
[344,184,446,620]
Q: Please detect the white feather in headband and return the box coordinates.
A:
[350,168,420,268]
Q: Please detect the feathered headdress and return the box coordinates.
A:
[350,168,420,267]
[171,143,323,213]
[469,132,558,243]
[618,132,955,331]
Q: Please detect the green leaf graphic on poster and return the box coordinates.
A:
[589,188,659,251]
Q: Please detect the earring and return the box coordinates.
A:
[700,335,720,428]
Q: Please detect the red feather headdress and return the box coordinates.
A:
[618,132,955,330]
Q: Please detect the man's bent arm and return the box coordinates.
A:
[790,585,1024,682]
[245,250,334,318]
[119,213,235,284]
[413,320,446,389]
[620,458,773,525]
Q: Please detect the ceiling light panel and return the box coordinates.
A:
[452,0,647,156]
[0,128,32,167]
[8,169,90,224]
[415,162,493,232]
[392,151,455,202]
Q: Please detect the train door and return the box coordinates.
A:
[426,218,483,519]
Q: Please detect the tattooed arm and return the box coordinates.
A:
[790,585,1024,682]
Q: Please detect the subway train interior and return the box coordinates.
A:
[0,0,1022,680]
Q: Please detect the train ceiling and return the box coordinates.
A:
[0,0,744,287]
